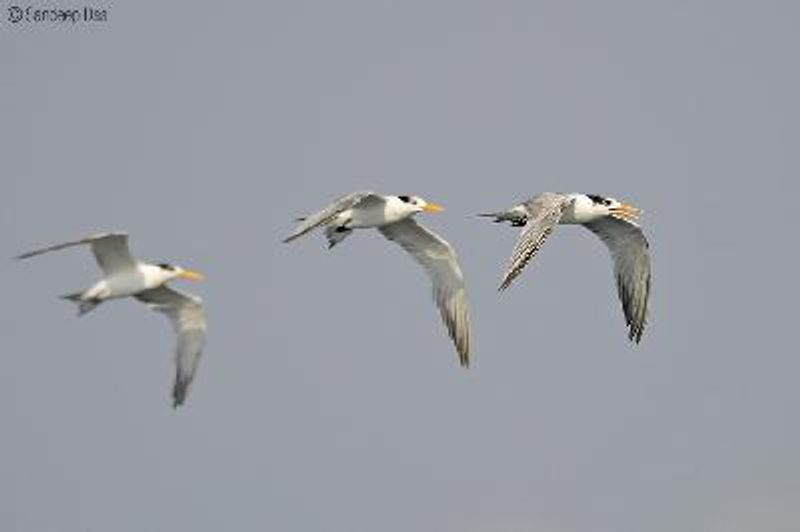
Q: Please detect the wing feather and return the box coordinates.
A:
[499,194,571,290]
[135,286,207,407]
[584,216,651,343]
[379,219,471,367]
[17,232,137,276]
[283,191,381,243]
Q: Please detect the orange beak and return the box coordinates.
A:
[422,202,444,213]
[609,203,641,223]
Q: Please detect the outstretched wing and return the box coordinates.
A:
[584,216,651,343]
[135,286,207,407]
[17,232,137,276]
[499,194,571,290]
[379,219,471,367]
[283,191,382,243]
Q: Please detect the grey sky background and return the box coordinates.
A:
[2,1,799,531]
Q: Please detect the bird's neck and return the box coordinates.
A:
[139,263,171,289]
[382,197,416,224]
[561,195,604,225]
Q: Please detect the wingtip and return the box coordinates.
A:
[172,379,188,408]
[172,395,184,409]
[625,323,645,344]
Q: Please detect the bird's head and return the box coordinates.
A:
[156,263,204,283]
[584,194,641,223]
[396,195,444,215]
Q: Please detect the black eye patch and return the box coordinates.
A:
[398,195,412,203]
[587,194,610,206]
[158,263,175,271]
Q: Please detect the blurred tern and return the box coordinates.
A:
[481,193,651,343]
[284,191,472,367]
[17,232,206,407]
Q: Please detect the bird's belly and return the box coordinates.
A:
[105,271,147,297]
[349,205,395,228]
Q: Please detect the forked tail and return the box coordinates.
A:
[60,291,100,316]
[477,211,528,227]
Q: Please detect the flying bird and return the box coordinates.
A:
[284,191,471,367]
[17,232,206,407]
[480,193,651,343]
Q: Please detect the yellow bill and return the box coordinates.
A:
[610,203,641,222]
[179,269,205,281]
[422,202,444,213]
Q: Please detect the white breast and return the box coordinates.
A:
[105,267,149,297]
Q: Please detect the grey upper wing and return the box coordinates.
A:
[17,232,136,275]
[379,219,471,367]
[135,285,207,407]
[499,194,572,290]
[283,191,381,243]
[584,216,651,343]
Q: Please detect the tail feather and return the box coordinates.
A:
[324,225,353,249]
[60,292,99,316]
[60,291,82,302]
[478,212,508,223]
[478,211,528,227]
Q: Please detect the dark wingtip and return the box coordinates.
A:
[172,395,184,409]
[172,378,188,409]
[626,324,645,344]
[457,346,470,368]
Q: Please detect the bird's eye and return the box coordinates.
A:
[398,195,412,203]
[158,263,175,271]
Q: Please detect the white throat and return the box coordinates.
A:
[561,194,607,225]
[140,263,175,289]
[382,196,419,224]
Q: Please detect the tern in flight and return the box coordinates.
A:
[481,193,651,343]
[17,232,206,407]
[284,191,472,367]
